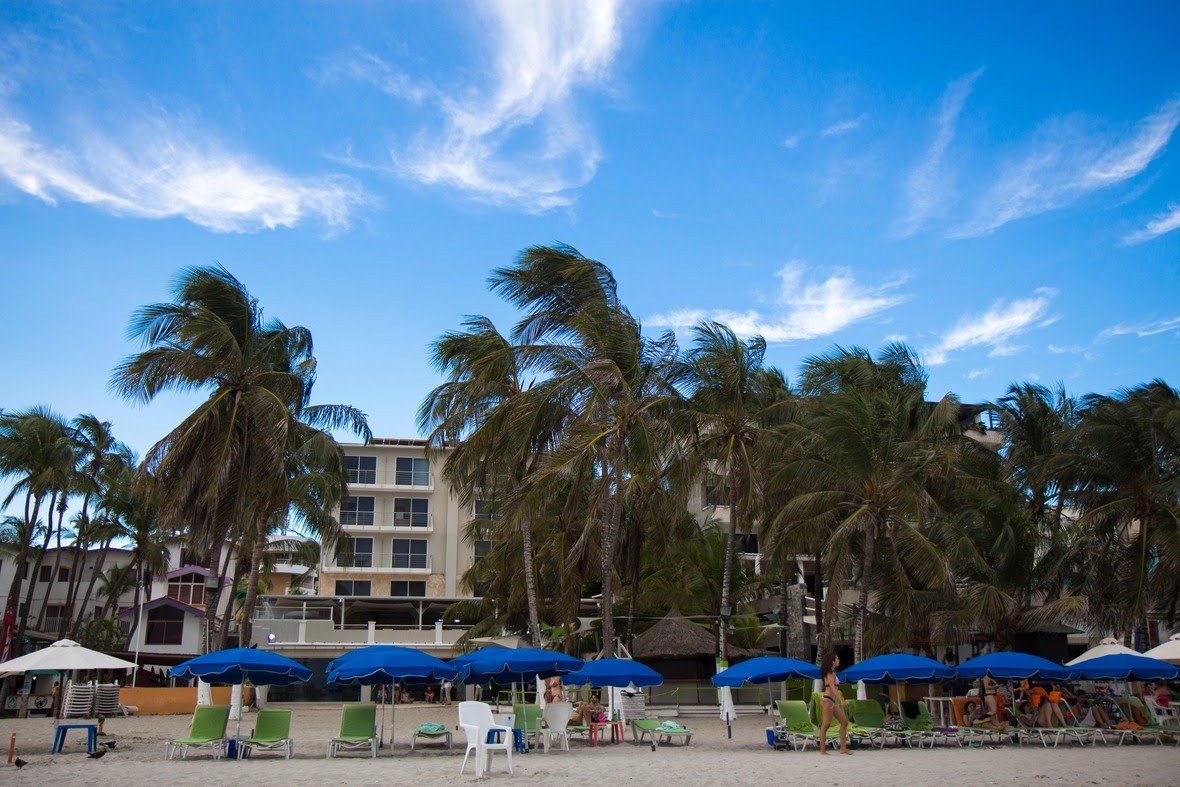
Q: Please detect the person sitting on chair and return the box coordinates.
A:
[1073,690,1114,729]
[570,693,605,725]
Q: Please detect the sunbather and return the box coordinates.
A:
[1072,691,1114,729]
[570,693,605,725]
[963,699,1004,730]
[818,650,851,756]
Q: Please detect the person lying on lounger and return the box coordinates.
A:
[1072,691,1114,729]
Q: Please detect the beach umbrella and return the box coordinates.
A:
[955,651,1072,681]
[1065,637,1140,666]
[171,648,311,743]
[326,645,459,747]
[838,653,955,684]
[1067,653,1179,682]
[461,647,583,712]
[564,657,663,688]
[711,656,820,686]
[0,638,137,677]
[1143,633,1180,665]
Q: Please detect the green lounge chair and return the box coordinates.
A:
[776,700,835,751]
[1115,697,1180,746]
[237,709,293,760]
[411,722,453,750]
[629,718,692,751]
[166,704,230,760]
[899,700,938,748]
[327,703,377,758]
[513,703,544,750]
[846,699,889,748]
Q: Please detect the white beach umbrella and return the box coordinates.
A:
[1143,633,1180,665]
[1065,637,1141,666]
[0,638,137,677]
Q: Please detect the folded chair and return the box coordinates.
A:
[238,709,293,759]
[63,680,96,719]
[459,701,513,778]
[327,703,377,758]
[95,683,137,717]
[166,704,230,760]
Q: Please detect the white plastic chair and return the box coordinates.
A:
[539,701,572,753]
[459,701,513,777]
[1145,696,1180,725]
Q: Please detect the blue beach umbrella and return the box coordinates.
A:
[459,647,583,682]
[839,653,955,685]
[1067,653,1179,682]
[955,651,1072,681]
[711,656,820,686]
[326,645,459,746]
[564,658,664,688]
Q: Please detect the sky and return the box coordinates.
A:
[1,1,1179,477]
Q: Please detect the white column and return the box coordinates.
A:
[368,620,376,644]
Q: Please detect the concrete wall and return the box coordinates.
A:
[119,686,253,715]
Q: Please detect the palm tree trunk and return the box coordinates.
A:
[812,551,823,653]
[71,536,113,637]
[599,451,626,657]
[779,557,791,656]
[4,492,41,642]
[218,550,245,650]
[18,491,60,641]
[238,523,268,646]
[125,563,143,649]
[35,516,68,632]
[855,526,878,663]
[63,494,95,628]
[718,468,739,662]
[520,517,544,648]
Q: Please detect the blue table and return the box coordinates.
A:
[52,723,97,754]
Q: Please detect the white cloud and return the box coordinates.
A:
[819,114,867,138]
[0,113,366,233]
[317,48,432,103]
[952,97,1180,238]
[651,208,677,219]
[647,262,908,343]
[1124,203,1180,244]
[1098,316,1180,340]
[781,134,802,149]
[894,68,983,237]
[925,288,1056,365]
[966,368,991,380]
[333,1,623,212]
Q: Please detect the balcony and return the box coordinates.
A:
[332,554,433,574]
[345,469,434,491]
[340,512,435,533]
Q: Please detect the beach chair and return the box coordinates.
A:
[237,709,293,759]
[410,722,453,750]
[775,700,833,751]
[846,699,890,748]
[459,701,513,777]
[1116,697,1180,746]
[538,701,572,753]
[63,680,96,718]
[630,718,693,751]
[899,700,939,748]
[1145,696,1180,726]
[327,704,377,758]
[94,683,136,717]
[165,704,230,760]
[513,703,544,750]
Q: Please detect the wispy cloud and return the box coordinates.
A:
[1124,203,1180,244]
[329,1,623,212]
[0,112,366,232]
[647,262,908,343]
[819,113,868,138]
[316,48,432,103]
[781,134,802,149]
[952,97,1180,238]
[651,208,677,219]
[894,68,983,238]
[966,368,992,380]
[1098,315,1180,340]
[925,288,1056,365]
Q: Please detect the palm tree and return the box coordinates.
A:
[71,447,138,636]
[678,321,769,661]
[772,344,962,661]
[111,265,368,651]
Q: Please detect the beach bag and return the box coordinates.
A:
[1115,721,1142,731]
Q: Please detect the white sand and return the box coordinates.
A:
[1,703,1175,785]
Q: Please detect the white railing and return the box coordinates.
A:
[340,513,434,531]
[345,470,434,488]
[334,554,433,573]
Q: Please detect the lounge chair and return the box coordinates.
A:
[899,700,939,748]
[846,699,890,748]
[630,718,692,751]
[410,722,453,750]
[238,709,293,759]
[165,704,230,760]
[1115,697,1180,746]
[95,683,136,717]
[327,704,377,758]
[775,699,834,751]
[538,701,572,753]
[805,694,879,748]
[459,701,513,777]
[513,703,544,751]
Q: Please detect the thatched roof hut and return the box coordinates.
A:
[632,609,760,661]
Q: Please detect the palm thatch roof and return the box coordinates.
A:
[632,609,760,660]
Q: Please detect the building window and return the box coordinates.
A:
[57,566,70,583]
[738,533,759,554]
[345,455,377,484]
[395,457,429,486]
[145,605,185,646]
[45,604,67,634]
[474,540,493,560]
[337,536,373,568]
[392,539,428,569]
[340,496,375,526]
[167,571,207,606]
[390,580,426,597]
[38,564,52,582]
[703,484,726,507]
[474,500,501,520]
[393,497,429,527]
[334,580,371,596]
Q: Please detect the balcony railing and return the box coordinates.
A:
[345,470,434,488]
[340,513,434,531]
[333,554,433,573]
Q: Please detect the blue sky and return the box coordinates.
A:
[2,1,1179,468]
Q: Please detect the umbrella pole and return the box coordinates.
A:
[391,690,396,752]
[378,684,386,749]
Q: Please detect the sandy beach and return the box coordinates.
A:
[1,703,1175,786]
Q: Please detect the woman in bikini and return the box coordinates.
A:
[818,650,851,755]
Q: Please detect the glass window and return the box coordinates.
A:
[395,457,430,486]
[703,484,726,507]
[167,572,206,606]
[393,497,429,527]
[38,564,51,582]
[344,455,377,484]
[334,580,371,596]
[340,496,375,526]
[392,538,428,569]
[474,500,501,520]
[337,536,373,568]
[389,580,426,597]
[57,566,69,583]
[145,605,185,646]
[474,540,493,560]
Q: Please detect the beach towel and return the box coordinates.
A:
[418,722,447,733]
